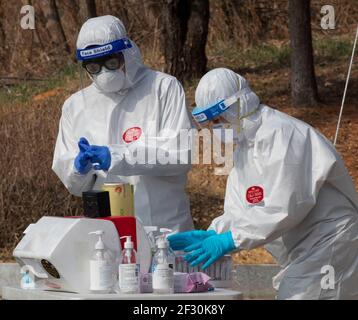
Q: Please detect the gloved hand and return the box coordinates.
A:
[167,230,217,251]
[74,137,93,174]
[88,145,111,171]
[184,231,236,270]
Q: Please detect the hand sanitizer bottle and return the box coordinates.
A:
[152,228,175,294]
[89,230,113,294]
[119,236,139,294]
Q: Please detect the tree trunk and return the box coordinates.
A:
[161,0,190,81]
[37,0,70,53]
[85,0,97,18]
[289,0,318,107]
[55,0,80,54]
[183,0,209,81]
[161,0,209,83]
[78,0,97,24]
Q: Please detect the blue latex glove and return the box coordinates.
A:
[184,231,236,270]
[88,145,111,171]
[167,230,217,251]
[74,137,93,174]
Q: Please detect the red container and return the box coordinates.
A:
[65,216,137,251]
[99,216,137,251]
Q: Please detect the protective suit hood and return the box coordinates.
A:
[76,15,146,93]
[195,68,261,142]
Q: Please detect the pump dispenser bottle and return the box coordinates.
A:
[88,230,114,293]
[152,228,175,294]
[119,236,139,293]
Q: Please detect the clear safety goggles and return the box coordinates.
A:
[192,88,251,125]
[81,53,125,75]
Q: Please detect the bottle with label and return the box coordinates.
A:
[89,230,114,294]
[119,236,139,294]
[152,228,175,294]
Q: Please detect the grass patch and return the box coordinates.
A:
[314,38,353,63]
[0,63,80,107]
[208,41,290,71]
[208,37,353,72]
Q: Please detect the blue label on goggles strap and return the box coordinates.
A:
[76,38,132,61]
[192,99,228,123]
[192,88,251,124]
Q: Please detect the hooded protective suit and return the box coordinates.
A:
[196,68,358,300]
[52,16,194,232]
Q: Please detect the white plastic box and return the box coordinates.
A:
[13,217,121,294]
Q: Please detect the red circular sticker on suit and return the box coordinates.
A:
[246,186,264,204]
[123,127,142,143]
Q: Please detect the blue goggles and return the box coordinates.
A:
[76,38,132,61]
[192,88,249,124]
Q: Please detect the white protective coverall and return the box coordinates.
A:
[52,16,194,232]
[196,68,358,299]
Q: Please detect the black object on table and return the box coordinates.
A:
[82,190,111,218]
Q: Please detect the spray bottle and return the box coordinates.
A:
[88,230,114,293]
[144,226,158,267]
[152,228,175,294]
[119,236,139,293]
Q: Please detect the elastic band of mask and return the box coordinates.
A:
[77,38,132,61]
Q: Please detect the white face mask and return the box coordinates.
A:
[92,67,126,93]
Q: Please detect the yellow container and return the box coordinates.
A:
[101,183,135,217]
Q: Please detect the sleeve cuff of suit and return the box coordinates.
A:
[107,144,128,173]
[230,229,242,249]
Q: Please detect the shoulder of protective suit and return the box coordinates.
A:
[258,107,305,139]
[256,106,339,165]
[256,107,311,155]
[149,70,183,90]
[61,85,93,114]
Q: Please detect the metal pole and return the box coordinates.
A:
[333,25,358,146]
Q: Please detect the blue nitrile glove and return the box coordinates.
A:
[167,230,217,251]
[184,231,236,270]
[88,145,111,171]
[74,137,93,174]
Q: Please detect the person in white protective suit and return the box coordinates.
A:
[52,15,194,232]
[168,68,358,300]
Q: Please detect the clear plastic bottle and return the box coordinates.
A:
[152,228,175,294]
[89,230,114,294]
[144,226,158,272]
[20,268,36,290]
[119,236,139,294]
